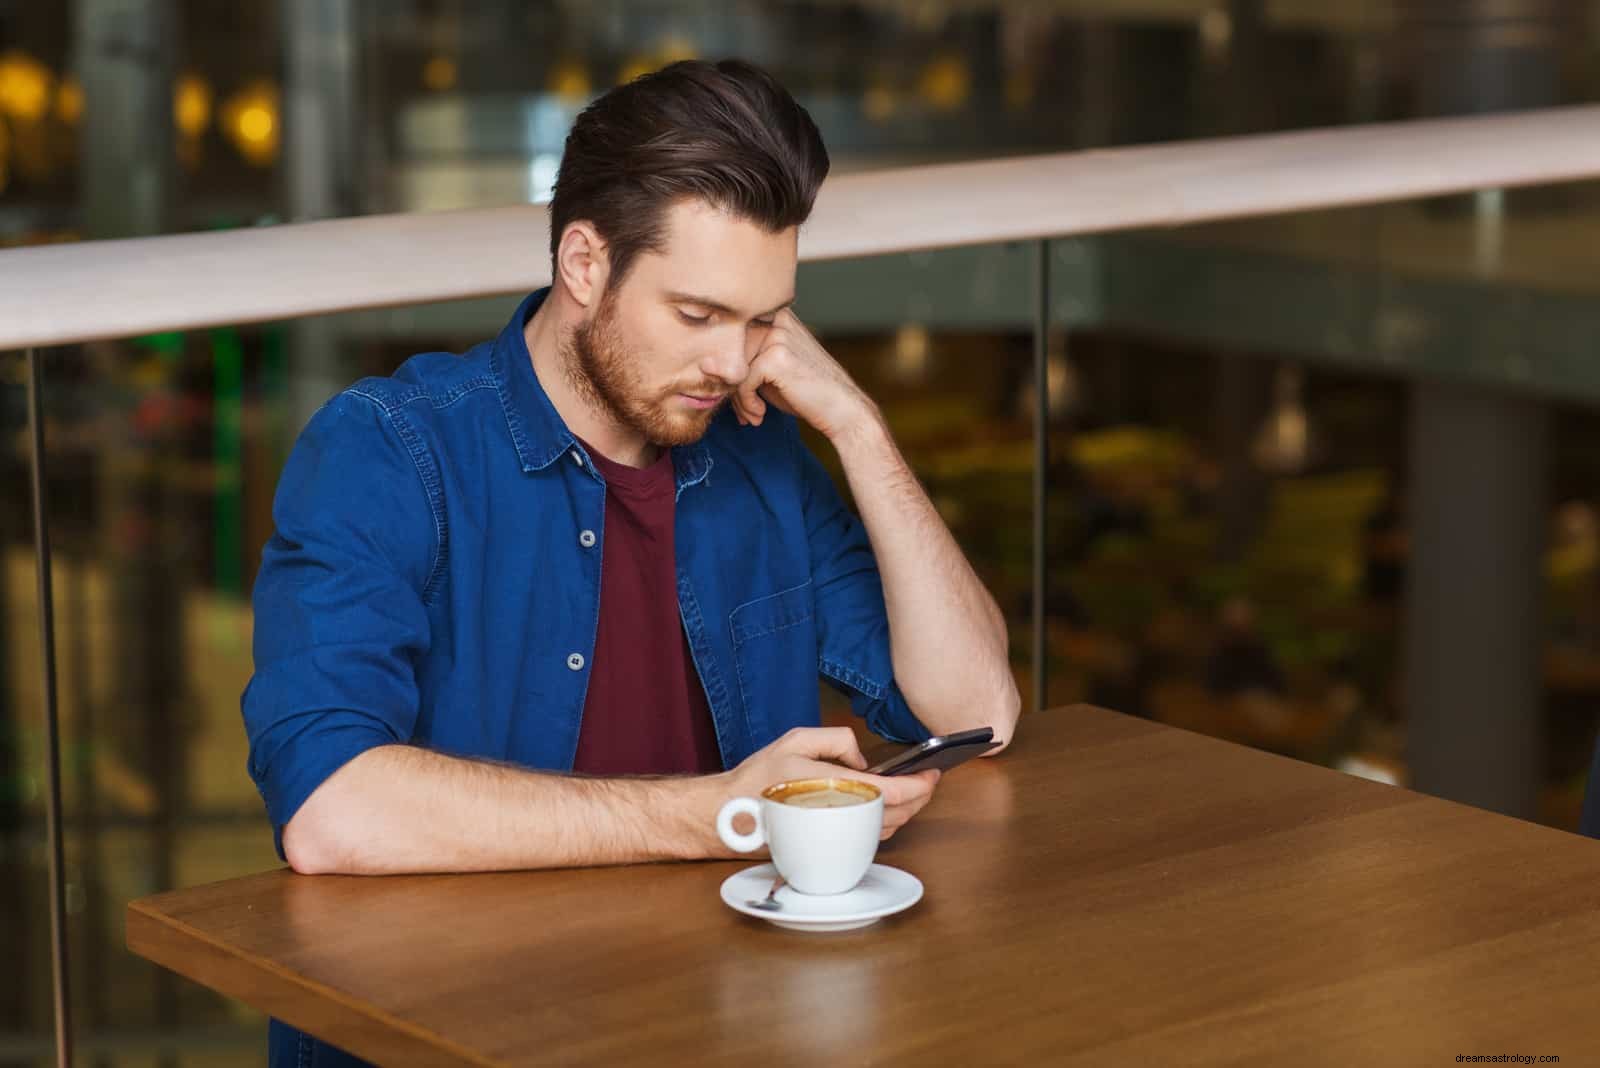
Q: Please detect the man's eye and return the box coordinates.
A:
[678,310,711,325]
[754,319,775,328]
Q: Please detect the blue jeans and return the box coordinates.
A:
[269,1018,374,1067]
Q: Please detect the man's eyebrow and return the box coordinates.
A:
[665,291,796,319]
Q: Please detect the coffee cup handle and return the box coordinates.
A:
[716,797,765,853]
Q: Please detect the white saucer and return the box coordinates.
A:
[720,863,924,932]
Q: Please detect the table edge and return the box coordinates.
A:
[126,895,498,1066]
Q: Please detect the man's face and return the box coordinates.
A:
[563,198,798,448]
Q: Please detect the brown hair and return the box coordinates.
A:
[548,58,830,292]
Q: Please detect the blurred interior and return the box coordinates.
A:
[5,0,1600,1062]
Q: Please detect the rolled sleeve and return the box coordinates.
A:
[242,390,438,859]
[795,426,932,746]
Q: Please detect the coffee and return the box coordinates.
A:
[718,776,886,895]
[764,778,879,808]
[782,787,870,809]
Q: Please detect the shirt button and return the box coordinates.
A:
[572,450,584,467]
[579,529,597,548]
[566,652,586,671]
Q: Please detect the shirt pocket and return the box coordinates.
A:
[729,579,818,743]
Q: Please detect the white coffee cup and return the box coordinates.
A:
[715,778,884,895]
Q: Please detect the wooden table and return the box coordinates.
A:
[128,706,1600,1065]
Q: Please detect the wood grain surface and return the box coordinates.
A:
[127,706,1600,1066]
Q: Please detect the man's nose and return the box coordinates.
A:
[701,340,751,388]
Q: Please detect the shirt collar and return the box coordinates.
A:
[491,286,712,495]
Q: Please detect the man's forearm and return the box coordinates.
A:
[282,744,726,875]
[827,409,1020,743]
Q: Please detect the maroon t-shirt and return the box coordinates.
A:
[570,437,724,776]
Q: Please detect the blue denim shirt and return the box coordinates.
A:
[247,283,931,828]
[247,286,932,1065]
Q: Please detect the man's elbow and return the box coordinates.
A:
[985,677,1022,754]
[282,797,351,875]
[917,677,1020,754]
[978,616,1021,751]
[279,746,396,874]
[283,812,328,874]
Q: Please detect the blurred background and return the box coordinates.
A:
[5,0,1600,1063]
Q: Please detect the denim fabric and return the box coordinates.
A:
[244,287,931,1067]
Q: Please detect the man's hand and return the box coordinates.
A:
[708,727,940,854]
[732,308,879,442]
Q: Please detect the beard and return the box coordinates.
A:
[561,290,729,448]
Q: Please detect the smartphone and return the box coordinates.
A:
[866,726,1000,776]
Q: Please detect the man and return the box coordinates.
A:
[245,58,1018,1065]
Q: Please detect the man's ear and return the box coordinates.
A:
[555,221,610,310]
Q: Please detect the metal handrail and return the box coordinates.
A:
[2,104,1599,350]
